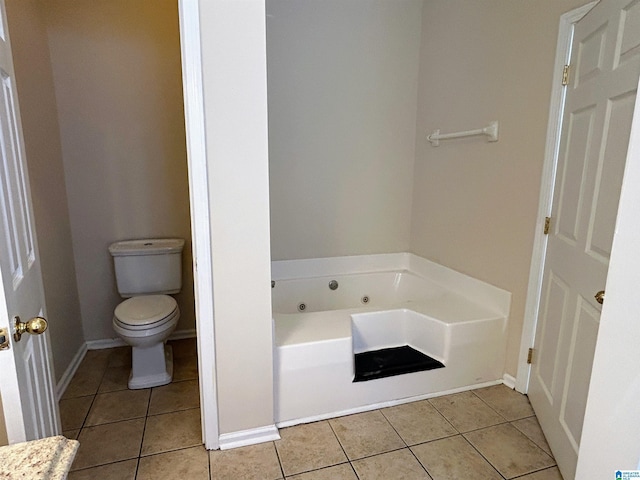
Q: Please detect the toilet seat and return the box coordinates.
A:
[114,295,178,331]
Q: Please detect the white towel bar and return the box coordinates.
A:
[427,121,499,147]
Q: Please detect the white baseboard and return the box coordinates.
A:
[85,329,197,350]
[169,328,197,340]
[503,373,517,389]
[56,343,88,401]
[218,425,280,450]
[85,337,127,350]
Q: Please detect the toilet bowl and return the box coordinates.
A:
[109,238,185,390]
[113,295,180,389]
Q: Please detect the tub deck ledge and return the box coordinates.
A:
[274,292,505,348]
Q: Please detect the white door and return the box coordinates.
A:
[0,0,60,442]
[528,0,640,478]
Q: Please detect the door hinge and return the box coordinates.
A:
[562,64,570,86]
[544,216,551,235]
[527,348,534,364]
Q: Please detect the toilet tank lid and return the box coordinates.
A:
[109,238,184,256]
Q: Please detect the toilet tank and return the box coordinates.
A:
[109,238,184,297]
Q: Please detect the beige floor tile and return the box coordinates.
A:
[329,410,405,460]
[382,400,457,445]
[474,384,535,420]
[464,423,555,478]
[287,463,356,480]
[275,421,347,476]
[173,354,199,382]
[148,379,199,415]
[68,459,138,480]
[169,338,197,358]
[411,435,502,480]
[72,418,145,470]
[141,408,202,456]
[62,366,105,399]
[107,346,132,368]
[512,417,553,456]
[63,429,80,440]
[352,448,432,479]
[59,395,93,430]
[210,441,282,480]
[138,446,209,480]
[98,366,131,393]
[429,391,505,432]
[85,389,150,426]
[517,467,564,480]
[83,349,113,369]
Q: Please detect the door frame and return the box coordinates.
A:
[178,0,219,450]
[516,2,597,394]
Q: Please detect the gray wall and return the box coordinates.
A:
[6,0,84,383]
[266,0,590,378]
[267,0,422,260]
[42,0,194,342]
[410,0,588,376]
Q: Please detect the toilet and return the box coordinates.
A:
[109,238,184,389]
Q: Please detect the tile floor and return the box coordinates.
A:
[63,339,561,479]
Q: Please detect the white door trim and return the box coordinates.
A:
[178,0,219,450]
[516,2,597,394]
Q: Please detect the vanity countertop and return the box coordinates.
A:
[0,435,79,479]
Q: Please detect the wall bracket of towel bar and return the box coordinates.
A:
[427,121,499,147]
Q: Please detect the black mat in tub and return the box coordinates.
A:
[353,345,445,382]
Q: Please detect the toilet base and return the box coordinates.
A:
[128,344,174,389]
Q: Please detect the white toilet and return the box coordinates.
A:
[109,238,184,389]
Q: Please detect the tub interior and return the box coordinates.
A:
[271,271,448,314]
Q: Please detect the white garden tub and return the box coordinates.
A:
[272,253,510,427]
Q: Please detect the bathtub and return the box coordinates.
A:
[272,253,510,427]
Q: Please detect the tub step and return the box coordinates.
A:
[353,345,444,382]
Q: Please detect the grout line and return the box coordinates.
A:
[459,434,507,479]
[405,443,434,478]
[326,417,351,464]
[378,407,408,447]
[470,389,509,422]
[376,406,433,476]
[509,465,560,479]
[137,384,154,459]
[271,440,286,479]
[134,457,141,480]
[347,445,411,462]
[425,397,461,434]
[348,461,360,480]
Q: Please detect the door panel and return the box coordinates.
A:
[529,1,640,478]
[560,298,599,449]
[0,0,59,442]
[536,273,569,403]
[587,92,635,260]
[555,106,595,244]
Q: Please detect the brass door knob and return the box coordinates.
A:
[13,316,48,342]
[594,291,605,305]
